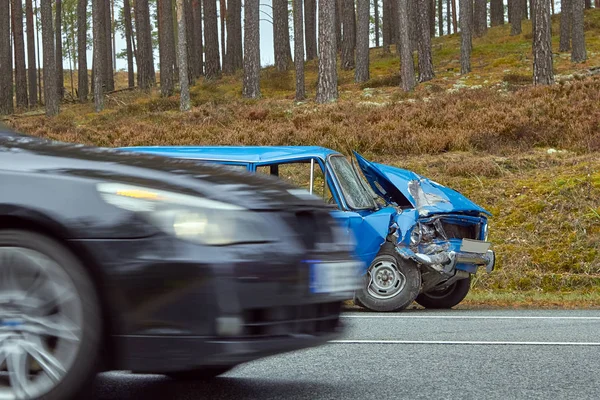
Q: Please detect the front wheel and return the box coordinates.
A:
[355,247,421,312]
[0,230,101,400]
[415,275,472,309]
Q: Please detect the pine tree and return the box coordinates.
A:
[41,0,59,115]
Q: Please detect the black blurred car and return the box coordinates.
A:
[0,125,361,400]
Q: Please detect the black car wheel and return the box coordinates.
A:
[166,366,234,381]
[0,230,101,400]
[355,246,421,312]
[415,275,472,309]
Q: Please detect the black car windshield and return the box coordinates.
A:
[329,155,378,210]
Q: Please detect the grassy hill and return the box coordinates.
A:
[5,9,600,307]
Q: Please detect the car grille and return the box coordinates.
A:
[440,221,480,240]
[283,210,334,250]
[241,301,342,338]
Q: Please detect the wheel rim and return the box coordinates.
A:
[0,247,83,400]
[367,259,406,300]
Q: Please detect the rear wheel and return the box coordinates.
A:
[355,246,421,312]
[166,366,234,381]
[0,230,101,400]
[415,275,472,309]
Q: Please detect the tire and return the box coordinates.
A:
[355,245,421,312]
[0,230,102,400]
[166,366,235,381]
[415,274,472,309]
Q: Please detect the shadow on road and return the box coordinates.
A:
[86,372,334,400]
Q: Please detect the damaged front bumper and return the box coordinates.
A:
[395,239,496,276]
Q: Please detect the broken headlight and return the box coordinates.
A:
[410,222,440,245]
[410,225,422,245]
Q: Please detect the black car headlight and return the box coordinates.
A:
[97,183,276,246]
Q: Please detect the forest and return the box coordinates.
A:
[0,0,595,116]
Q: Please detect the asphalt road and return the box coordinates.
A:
[89,310,600,400]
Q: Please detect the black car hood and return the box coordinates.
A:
[0,135,329,211]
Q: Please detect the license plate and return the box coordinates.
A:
[460,239,492,254]
[309,261,362,294]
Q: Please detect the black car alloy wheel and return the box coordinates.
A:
[0,231,101,400]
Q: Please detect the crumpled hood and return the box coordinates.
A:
[353,152,491,217]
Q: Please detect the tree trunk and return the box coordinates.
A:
[92,0,104,111]
[223,0,233,73]
[135,0,155,89]
[490,0,505,25]
[77,0,89,100]
[274,0,293,71]
[112,1,116,72]
[176,0,190,111]
[398,0,415,91]
[584,0,590,7]
[382,0,391,52]
[316,0,338,103]
[96,0,107,92]
[243,0,260,98]
[474,0,488,37]
[510,0,523,34]
[341,0,356,69]
[459,0,472,74]
[204,0,221,79]
[335,0,342,51]
[533,0,553,84]
[12,0,28,108]
[123,0,134,87]
[451,0,458,33]
[374,0,380,46]
[430,0,436,37]
[304,0,317,60]
[355,0,370,81]
[55,0,64,99]
[293,0,305,99]
[523,0,529,18]
[446,0,451,34]
[408,0,418,51]
[438,0,443,36]
[184,0,195,83]
[595,0,599,8]
[0,0,13,115]
[158,0,175,96]
[531,0,537,33]
[103,0,114,91]
[392,0,400,49]
[192,0,204,77]
[571,0,586,62]
[417,0,435,81]
[219,0,226,71]
[25,0,37,106]
[226,0,242,72]
[41,0,58,115]
[559,0,571,51]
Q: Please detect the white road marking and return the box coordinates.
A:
[341,315,600,320]
[330,340,600,346]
